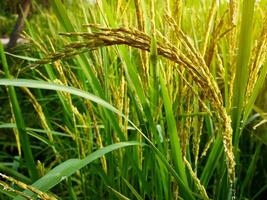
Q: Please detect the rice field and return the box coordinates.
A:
[0,0,267,199]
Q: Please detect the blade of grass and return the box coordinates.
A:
[159,72,188,187]
[0,79,121,115]
[50,0,126,141]
[243,62,267,126]
[119,46,161,144]
[0,78,195,199]
[240,143,262,198]
[0,164,31,185]
[0,186,17,199]
[107,186,131,200]
[251,184,267,200]
[232,0,255,138]
[200,136,223,187]
[0,173,57,200]
[0,123,72,138]
[123,178,144,200]
[14,141,143,199]
[0,42,39,181]
[4,52,38,62]
[149,0,159,111]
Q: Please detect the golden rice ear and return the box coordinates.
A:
[228,0,239,111]
[33,24,236,183]
[0,173,57,200]
[245,15,267,104]
[134,0,148,80]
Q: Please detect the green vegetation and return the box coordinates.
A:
[0,0,267,199]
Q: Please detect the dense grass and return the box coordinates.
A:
[0,0,267,199]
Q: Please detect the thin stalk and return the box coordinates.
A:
[0,42,39,181]
[50,0,126,141]
[149,0,159,114]
[240,143,262,198]
[159,71,188,187]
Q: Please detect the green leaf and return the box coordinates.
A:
[159,73,189,188]
[232,0,255,137]
[0,42,39,181]
[0,78,195,199]
[4,52,39,62]
[243,62,267,126]
[123,178,144,200]
[14,142,143,199]
[0,79,121,116]
[107,186,131,200]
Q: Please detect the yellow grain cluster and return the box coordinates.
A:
[33,23,236,183]
[246,15,267,103]
[0,173,57,200]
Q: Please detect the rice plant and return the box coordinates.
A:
[0,0,267,199]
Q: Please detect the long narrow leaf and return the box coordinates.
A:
[0,78,195,199]
[14,142,143,199]
[232,0,255,136]
[0,43,39,181]
[159,74,188,187]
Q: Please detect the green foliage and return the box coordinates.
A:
[0,0,267,199]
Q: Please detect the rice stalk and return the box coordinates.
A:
[228,0,238,111]
[107,186,130,200]
[173,0,183,29]
[33,24,236,183]
[232,0,255,141]
[204,9,233,68]
[134,0,148,80]
[180,83,192,157]
[202,0,217,56]
[193,115,204,171]
[149,0,159,112]
[89,104,108,173]
[0,180,32,200]
[175,68,212,115]
[183,157,209,200]
[0,173,57,200]
[200,137,215,159]
[22,88,54,144]
[245,15,267,105]
[215,46,225,82]
[3,1,266,198]
[0,41,39,181]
